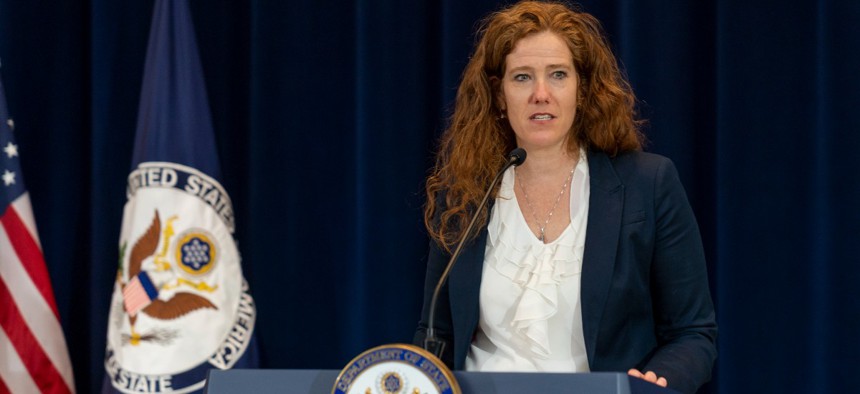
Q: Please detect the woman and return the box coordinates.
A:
[413,1,717,393]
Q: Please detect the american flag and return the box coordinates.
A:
[0,69,75,393]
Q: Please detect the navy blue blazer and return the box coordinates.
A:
[414,150,717,394]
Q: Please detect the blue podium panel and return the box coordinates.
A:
[453,371,631,394]
[204,369,678,394]
[205,369,339,394]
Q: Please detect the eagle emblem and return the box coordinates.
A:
[120,210,218,346]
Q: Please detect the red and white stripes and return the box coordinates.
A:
[0,193,75,394]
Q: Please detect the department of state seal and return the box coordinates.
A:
[332,344,460,394]
[106,162,255,393]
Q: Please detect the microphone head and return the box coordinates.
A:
[509,148,527,166]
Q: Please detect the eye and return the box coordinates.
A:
[551,70,568,79]
[513,73,531,82]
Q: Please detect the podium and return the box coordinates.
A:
[204,369,679,394]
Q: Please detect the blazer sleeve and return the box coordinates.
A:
[413,237,456,369]
[641,158,718,393]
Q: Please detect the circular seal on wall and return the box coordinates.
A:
[332,344,460,394]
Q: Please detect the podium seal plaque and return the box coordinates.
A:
[332,344,461,394]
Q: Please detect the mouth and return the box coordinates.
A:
[530,113,555,121]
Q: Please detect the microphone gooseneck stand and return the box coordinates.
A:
[424,148,527,361]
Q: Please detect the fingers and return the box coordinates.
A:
[627,368,668,387]
[644,371,658,383]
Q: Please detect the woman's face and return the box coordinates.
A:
[498,31,578,153]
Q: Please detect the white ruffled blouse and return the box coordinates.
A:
[465,152,590,372]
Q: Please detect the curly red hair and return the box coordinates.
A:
[425,1,644,251]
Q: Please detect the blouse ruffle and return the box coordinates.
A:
[484,156,589,357]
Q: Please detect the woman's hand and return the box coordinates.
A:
[627,368,668,387]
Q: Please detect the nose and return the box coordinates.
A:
[531,78,550,104]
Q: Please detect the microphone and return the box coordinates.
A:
[424,148,526,360]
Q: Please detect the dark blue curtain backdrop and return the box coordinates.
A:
[0,0,858,393]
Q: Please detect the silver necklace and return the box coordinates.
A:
[516,164,576,242]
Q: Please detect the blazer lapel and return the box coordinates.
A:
[581,151,623,364]
[448,222,489,369]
